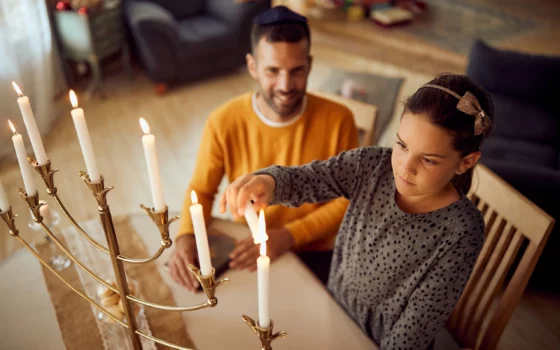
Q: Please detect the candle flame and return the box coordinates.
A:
[12,81,23,97]
[69,90,78,108]
[257,209,269,256]
[191,190,198,204]
[139,118,150,134]
[8,120,17,134]
[260,240,267,256]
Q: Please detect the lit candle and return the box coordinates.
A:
[0,179,9,212]
[244,201,259,241]
[139,118,166,213]
[257,209,270,328]
[189,190,213,276]
[9,120,37,196]
[12,82,48,165]
[69,90,101,183]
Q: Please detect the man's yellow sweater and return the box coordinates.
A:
[177,92,359,251]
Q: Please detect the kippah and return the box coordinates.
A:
[253,5,308,26]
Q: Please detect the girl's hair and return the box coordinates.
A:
[404,74,494,194]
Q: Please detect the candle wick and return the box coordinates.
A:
[18,93,23,98]
[12,130,18,137]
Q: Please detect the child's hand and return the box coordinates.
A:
[219,174,275,218]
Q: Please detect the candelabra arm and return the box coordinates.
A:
[15,234,127,327]
[135,330,194,350]
[127,295,211,312]
[117,245,166,264]
[53,194,110,255]
[38,221,118,294]
[115,205,178,264]
[127,266,228,311]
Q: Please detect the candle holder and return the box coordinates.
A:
[242,315,287,350]
[1,157,233,350]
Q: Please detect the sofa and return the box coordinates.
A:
[124,0,271,85]
[467,40,560,292]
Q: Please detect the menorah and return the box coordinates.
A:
[0,157,287,350]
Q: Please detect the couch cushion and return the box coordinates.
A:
[467,40,560,113]
[482,136,559,169]
[491,93,560,146]
[177,16,238,59]
[150,0,204,19]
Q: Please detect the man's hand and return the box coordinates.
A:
[229,227,294,271]
[167,235,200,292]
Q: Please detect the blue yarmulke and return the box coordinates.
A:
[253,5,307,26]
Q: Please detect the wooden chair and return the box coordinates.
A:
[447,164,555,350]
[310,90,378,146]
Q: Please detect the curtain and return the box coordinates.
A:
[0,0,65,161]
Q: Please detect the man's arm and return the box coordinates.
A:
[177,118,225,238]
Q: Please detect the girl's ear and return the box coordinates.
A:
[456,151,481,175]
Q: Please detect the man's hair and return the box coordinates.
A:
[250,22,311,54]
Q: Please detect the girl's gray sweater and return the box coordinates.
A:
[258,146,484,350]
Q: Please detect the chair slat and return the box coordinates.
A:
[469,230,524,343]
[448,216,505,331]
[458,220,513,336]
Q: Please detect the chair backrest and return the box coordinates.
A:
[447,164,554,350]
[310,90,378,146]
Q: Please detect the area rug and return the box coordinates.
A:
[404,0,539,55]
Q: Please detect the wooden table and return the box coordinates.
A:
[0,215,376,350]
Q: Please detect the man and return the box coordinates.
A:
[168,6,359,291]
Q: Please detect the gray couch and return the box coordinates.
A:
[124,0,271,84]
[467,40,560,292]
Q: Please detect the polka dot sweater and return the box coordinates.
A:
[257,146,484,350]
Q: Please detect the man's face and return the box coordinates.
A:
[247,38,312,118]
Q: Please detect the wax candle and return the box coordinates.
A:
[12,82,48,165]
[257,209,270,328]
[139,118,166,213]
[0,179,9,212]
[189,190,213,277]
[69,90,101,183]
[244,201,259,241]
[9,120,37,196]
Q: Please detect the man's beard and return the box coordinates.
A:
[262,89,305,118]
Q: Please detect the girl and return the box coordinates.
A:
[219,74,493,349]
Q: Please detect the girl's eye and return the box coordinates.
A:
[397,142,407,150]
[422,157,437,165]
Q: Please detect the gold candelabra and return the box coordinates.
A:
[0,157,286,350]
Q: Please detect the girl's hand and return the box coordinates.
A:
[219,174,276,218]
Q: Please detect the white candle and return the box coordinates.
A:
[189,190,213,277]
[40,203,53,227]
[9,120,37,196]
[257,210,270,328]
[0,179,9,212]
[244,201,259,241]
[69,90,101,183]
[12,82,48,165]
[139,118,166,213]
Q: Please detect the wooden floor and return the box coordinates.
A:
[1,1,560,347]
